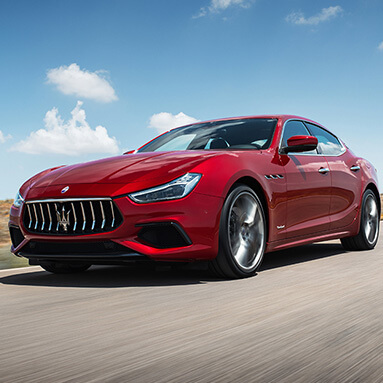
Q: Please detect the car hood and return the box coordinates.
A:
[25,151,222,198]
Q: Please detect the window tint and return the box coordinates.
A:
[152,134,196,151]
[281,120,317,154]
[305,123,343,156]
[138,118,277,152]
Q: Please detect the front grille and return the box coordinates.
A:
[23,198,123,235]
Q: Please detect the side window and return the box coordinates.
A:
[305,123,343,156]
[281,120,317,154]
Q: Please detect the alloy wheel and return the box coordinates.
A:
[364,194,379,245]
[228,191,265,271]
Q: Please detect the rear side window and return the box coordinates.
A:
[281,120,317,154]
[305,123,343,156]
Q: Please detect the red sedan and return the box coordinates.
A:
[9,115,380,278]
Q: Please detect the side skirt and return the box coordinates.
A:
[266,230,353,253]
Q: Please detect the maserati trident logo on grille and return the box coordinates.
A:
[56,206,71,232]
[61,186,70,194]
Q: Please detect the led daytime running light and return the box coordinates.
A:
[129,173,201,203]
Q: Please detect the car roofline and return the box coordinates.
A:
[170,115,326,131]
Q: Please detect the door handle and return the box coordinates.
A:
[318,167,330,174]
[350,165,360,172]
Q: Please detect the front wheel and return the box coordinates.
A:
[341,189,380,251]
[209,185,267,279]
[39,262,91,274]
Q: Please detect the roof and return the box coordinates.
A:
[178,114,324,128]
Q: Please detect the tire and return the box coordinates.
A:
[341,189,380,251]
[39,262,91,274]
[210,185,267,279]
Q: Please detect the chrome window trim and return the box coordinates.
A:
[303,121,346,157]
[278,118,346,157]
[25,197,112,204]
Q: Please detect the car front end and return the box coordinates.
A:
[9,157,225,266]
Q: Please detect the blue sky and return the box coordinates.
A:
[1,0,383,199]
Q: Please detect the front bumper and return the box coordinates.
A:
[9,192,223,263]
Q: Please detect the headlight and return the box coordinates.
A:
[13,191,25,208]
[129,173,202,203]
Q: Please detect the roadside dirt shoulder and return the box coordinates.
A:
[0,200,12,245]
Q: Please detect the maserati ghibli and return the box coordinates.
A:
[9,115,380,278]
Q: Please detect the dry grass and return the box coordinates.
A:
[0,199,12,245]
[0,200,29,269]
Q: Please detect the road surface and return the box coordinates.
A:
[1,234,383,382]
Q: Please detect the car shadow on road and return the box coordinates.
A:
[0,264,212,288]
[0,242,347,288]
[260,241,345,271]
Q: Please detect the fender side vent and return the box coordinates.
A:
[265,174,284,180]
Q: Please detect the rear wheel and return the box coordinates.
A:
[210,185,267,279]
[341,189,380,251]
[39,262,91,274]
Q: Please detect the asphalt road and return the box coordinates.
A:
[1,234,383,383]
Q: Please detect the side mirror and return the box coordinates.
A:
[123,150,136,155]
[281,135,318,154]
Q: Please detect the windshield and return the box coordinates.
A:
[138,118,277,153]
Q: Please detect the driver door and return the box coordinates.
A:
[281,120,331,239]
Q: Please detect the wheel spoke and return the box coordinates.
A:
[365,220,372,241]
[230,231,241,254]
[234,240,250,266]
[369,223,376,242]
[371,220,378,240]
[232,206,242,219]
[243,196,257,225]
[370,200,378,219]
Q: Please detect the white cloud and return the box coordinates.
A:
[47,63,118,103]
[0,130,11,143]
[194,0,252,18]
[148,112,199,134]
[286,6,343,26]
[378,41,383,51]
[12,101,119,156]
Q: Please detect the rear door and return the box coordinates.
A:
[304,123,362,230]
[281,120,331,239]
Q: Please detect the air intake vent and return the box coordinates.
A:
[23,198,122,235]
[137,222,192,249]
[9,226,25,248]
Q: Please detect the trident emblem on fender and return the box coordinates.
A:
[56,206,71,232]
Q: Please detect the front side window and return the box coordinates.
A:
[281,120,317,154]
[305,123,343,156]
[138,118,277,153]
